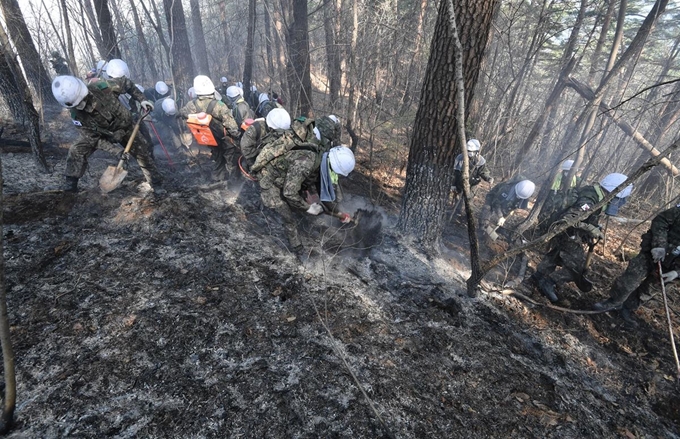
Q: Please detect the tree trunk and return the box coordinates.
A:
[0,152,16,435]
[263,1,275,81]
[163,0,196,90]
[0,0,55,104]
[243,0,257,92]
[129,0,159,81]
[323,0,342,110]
[286,0,313,116]
[93,0,121,59]
[59,0,78,75]
[189,0,210,76]
[344,0,359,146]
[0,22,48,171]
[397,0,498,246]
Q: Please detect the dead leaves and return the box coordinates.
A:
[512,393,575,428]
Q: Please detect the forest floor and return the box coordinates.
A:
[1,110,680,438]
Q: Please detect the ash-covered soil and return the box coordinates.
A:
[2,113,680,438]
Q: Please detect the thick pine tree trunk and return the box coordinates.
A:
[323,0,342,110]
[0,22,48,171]
[397,0,498,247]
[92,0,121,59]
[243,0,256,91]
[163,0,196,90]
[189,0,210,76]
[0,0,55,104]
[286,0,313,116]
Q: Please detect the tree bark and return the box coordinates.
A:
[0,152,16,435]
[323,0,342,110]
[163,0,196,90]
[59,0,78,75]
[92,0,121,59]
[129,0,159,81]
[243,0,257,92]
[0,0,55,104]
[189,0,210,76]
[0,22,48,171]
[286,0,313,116]
[397,0,498,247]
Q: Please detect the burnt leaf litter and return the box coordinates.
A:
[2,117,680,438]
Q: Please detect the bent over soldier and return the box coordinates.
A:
[594,203,680,327]
[51,75,163,193]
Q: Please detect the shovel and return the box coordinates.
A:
[99,113,147,193]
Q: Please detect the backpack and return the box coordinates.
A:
[250,120,322,173]
[185,99,225,146]
[256,100,279,118]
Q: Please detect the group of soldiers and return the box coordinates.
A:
[456,139,680,328]
[51,59,354,258]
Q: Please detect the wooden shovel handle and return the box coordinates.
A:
[116,112,148,170]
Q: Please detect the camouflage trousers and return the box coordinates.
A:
[210,138,240,181]
[535,234,587,284]
[259,175,302,250]
[65,130,163,185]
[605,251,655,311]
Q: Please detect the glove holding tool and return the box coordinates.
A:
[305,191,353,224]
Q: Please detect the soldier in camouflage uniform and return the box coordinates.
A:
[179,75,240,181]
[594,204,680,326]
[452,139,493,196]
[239,117,269,169]
[480,178,535,241]
[533,173,632,303]
[250,109,354,255]
[225,86,255,133]
[51,75,163,193]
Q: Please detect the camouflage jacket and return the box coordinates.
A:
[647,206,680,252]
[453,154,491,191]
[551,184,605,241]
[179,97,240,138]
[240,119,268,161]
[69,82,134,138]
[486,179,527,217]
[261,150,319,211]
[105,77,146,104]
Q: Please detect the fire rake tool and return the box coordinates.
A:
[658,261,680,380]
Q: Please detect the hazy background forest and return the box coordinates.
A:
[2,0,678,214]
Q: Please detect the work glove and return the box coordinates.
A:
[651,247,666,262]
[488,177,494,186]
[662,271,678,284]
[497,217,506,227]
[339,213,352,224]
[140,100,154,112]
[306,203,323,216]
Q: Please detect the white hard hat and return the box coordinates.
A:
[313,127,321,140]
[105,59,130,79]
[193,75,215,95]
[265,108,291,130]
[514,180,535,199]
[328,115,339,124]
[135,84,145,93]
[328,145,355,177]
[155,81,169,95]
[52,75,89,108]
[258,93,269,104]
[220,76,228,83]
[561,160,574,171]
[600,173,633,198]
[187,87,197,99]
[161,98,177,116]
[466,139,481,152]
[237,87,244,96]
[226,85,241,98]
[250,85,257,92]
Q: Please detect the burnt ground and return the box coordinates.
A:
[2,112,680,438]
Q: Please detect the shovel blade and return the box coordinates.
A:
[99,165,128,193]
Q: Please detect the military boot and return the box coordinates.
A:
[619,308,639,328]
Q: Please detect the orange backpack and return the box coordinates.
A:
[185,100,225,147]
